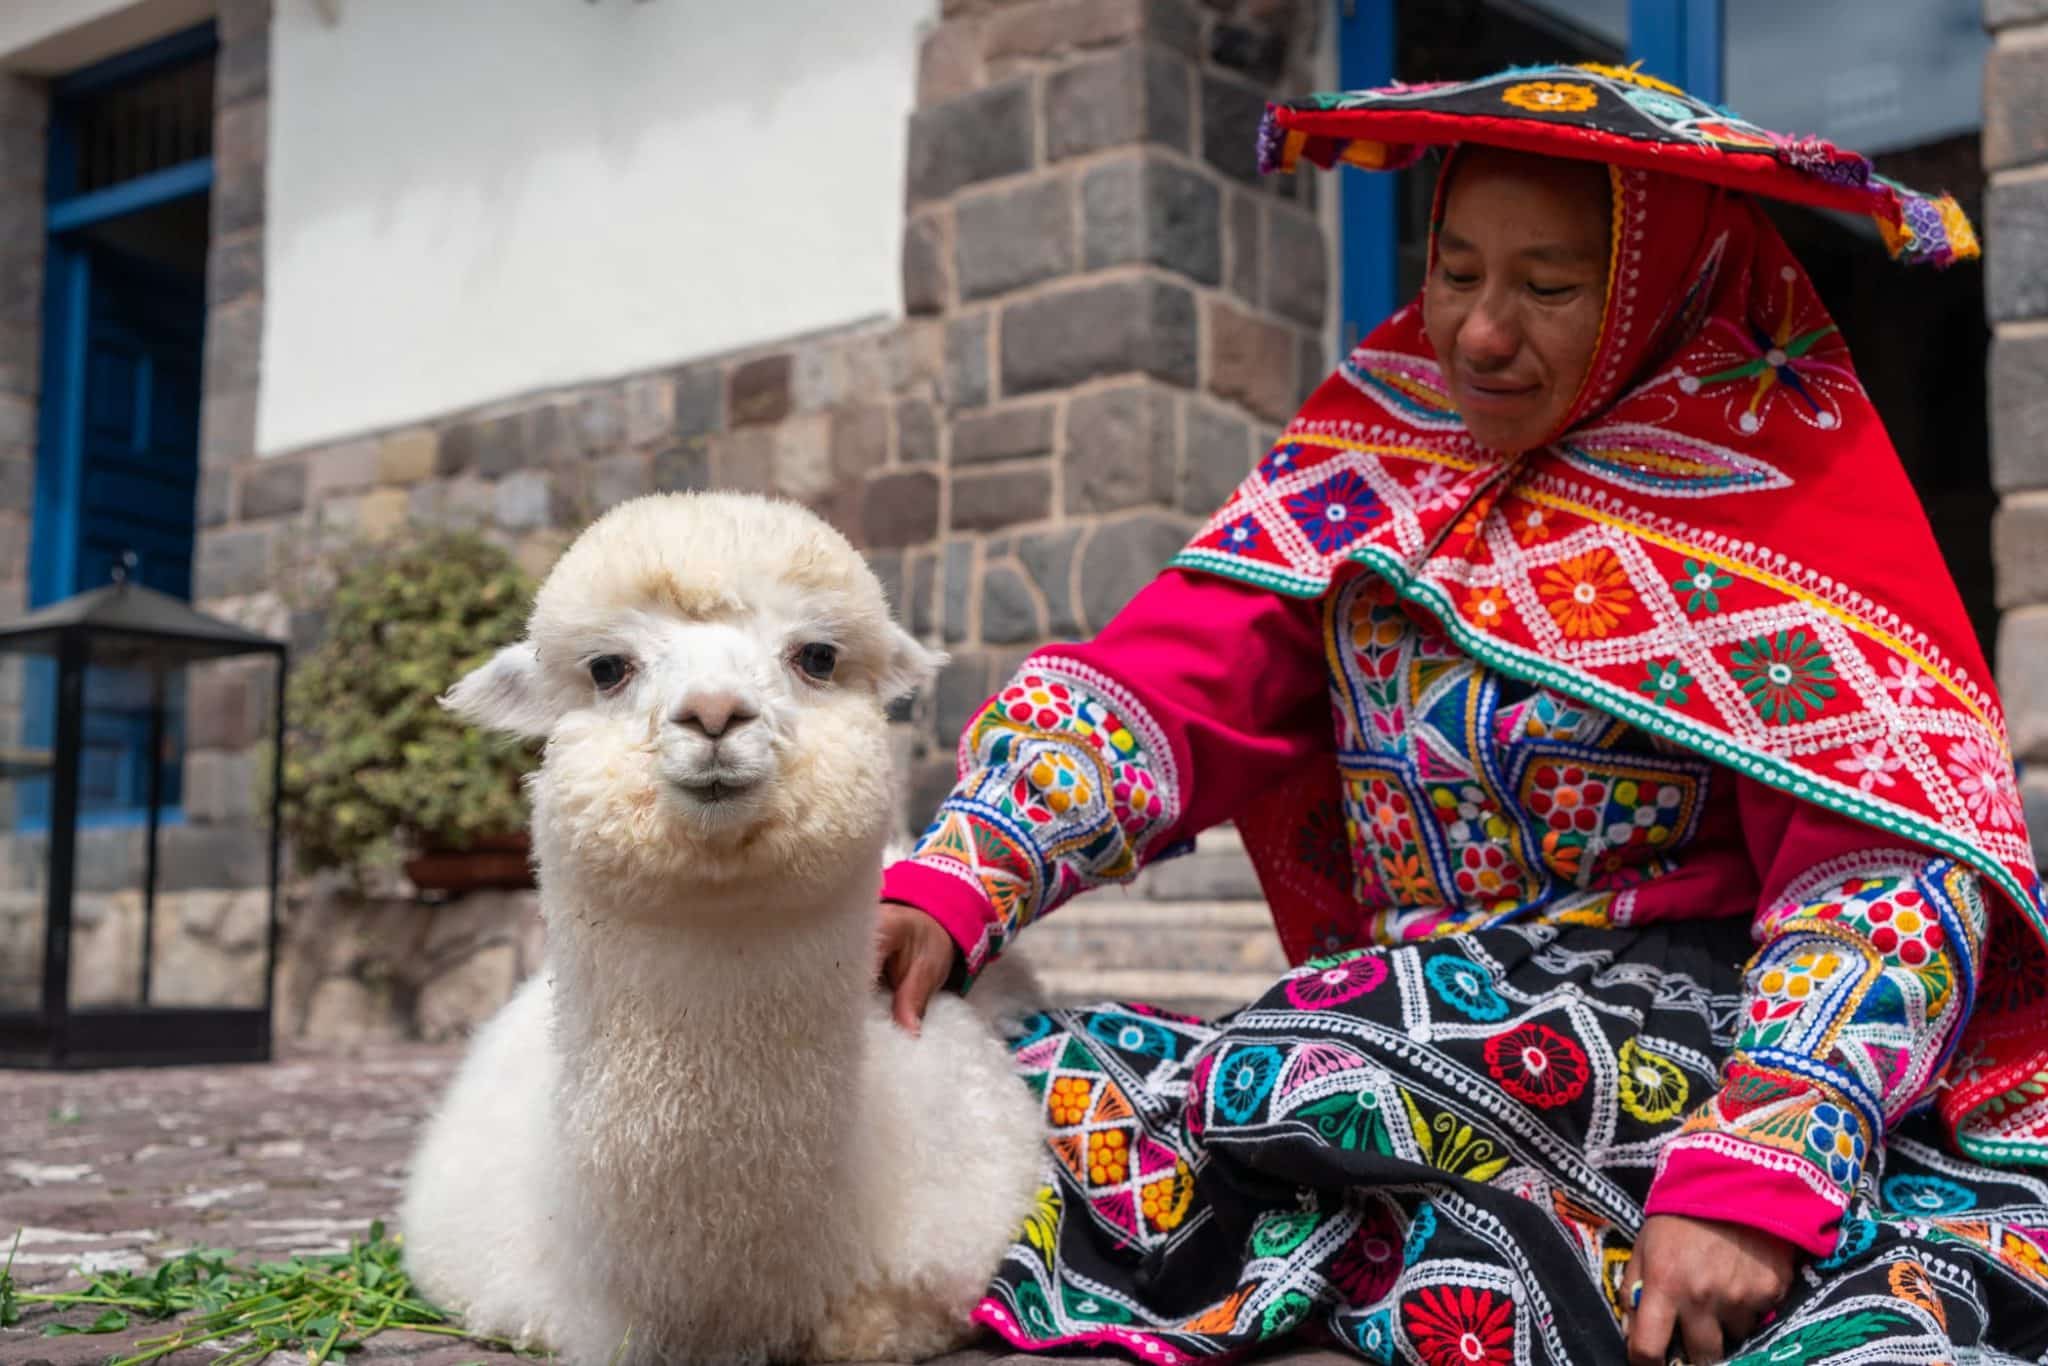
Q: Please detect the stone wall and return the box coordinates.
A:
[0,69,44,831]
[1985,0,2048,863]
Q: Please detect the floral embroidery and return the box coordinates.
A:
[1673,558,1732,613]
[1729,629,1837,723]
[1284,951,1390,1010]
[1638,659,1693,706]
[1945,736,2021,831]
[1424,955,1511,1022]
[1882,1174,1977,1215]
[1538,548,1635,638]
[1617,1037,1690,1123]
[1882,656,1936,707]
[1286,469,1386,554]
[1835,739,1903,793]
[1048,1076,1094,1126]
[1501,79,1598,113]
[1258,440,1302,482]
[1804,1102,1868,1186]
[1140,1162,1193,1231]
[1087,1127,1132,1185]
[1214,1045,1285,1123]
[1401,1284,1516,1366]
[1483,1021,1591,1109]
[1465,585,1509,632]
[1220,515,1262,555]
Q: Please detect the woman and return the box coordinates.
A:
[879,64,2048,1365]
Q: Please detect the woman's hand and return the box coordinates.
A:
[877,901,956,1035]
[1623,1213,1797,1364]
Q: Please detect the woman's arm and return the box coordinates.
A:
[882,566,1333,987]
[1643,779,1991,1255]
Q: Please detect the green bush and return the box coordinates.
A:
[276,530,537,883]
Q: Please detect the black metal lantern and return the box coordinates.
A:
[0,564,286,1067]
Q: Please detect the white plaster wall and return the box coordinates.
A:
[260,0,932,456]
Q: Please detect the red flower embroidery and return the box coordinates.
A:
[1482,1022,1591,1109]
[1402,1284,1516,1366]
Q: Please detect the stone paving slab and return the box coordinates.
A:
[1,1044,1340,1366]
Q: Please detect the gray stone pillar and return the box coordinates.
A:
[898,0,1334,818]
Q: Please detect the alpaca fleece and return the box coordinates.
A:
[398,492,1043,1364]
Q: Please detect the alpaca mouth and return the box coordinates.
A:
[672,776,760,804]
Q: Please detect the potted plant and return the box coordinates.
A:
[277,529,539,894]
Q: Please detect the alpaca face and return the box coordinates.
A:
[445,493,942,905]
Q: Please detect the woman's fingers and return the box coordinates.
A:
[1624,1281,1676,1366]
[1678,1309,1724,1366]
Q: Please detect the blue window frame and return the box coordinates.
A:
[1335,0,1725,350]
[21,22,217,831]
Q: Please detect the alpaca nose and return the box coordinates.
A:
[673,690,756,739]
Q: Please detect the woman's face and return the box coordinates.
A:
[1423,148,1613,454]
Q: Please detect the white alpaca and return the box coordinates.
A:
[398,492,1045,1365]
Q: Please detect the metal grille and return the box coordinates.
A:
[67,54,214,194]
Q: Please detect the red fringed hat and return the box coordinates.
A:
[1260,61,1979,268]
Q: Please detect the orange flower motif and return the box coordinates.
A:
[1502,80,1599,114]
[1465,586,1509,633]
[1504,501,1553,545]
[1047,1076,1093,1127]
[1087,1127,1131,1185]
[1140,1162,1194,1231]
[1382,850,1434,903]
[1539,548,1636,638]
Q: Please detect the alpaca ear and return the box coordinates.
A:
[878,624,945,705]
[442,641,563,739]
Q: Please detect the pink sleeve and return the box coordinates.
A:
[881,567,1330,982]
[1645,779,1991,1256]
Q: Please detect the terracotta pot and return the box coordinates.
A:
[403,832,535,893]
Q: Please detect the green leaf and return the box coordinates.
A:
[43,1307,129,1334]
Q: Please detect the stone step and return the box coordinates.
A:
[1134,825,1265,903]
[1035,966,1275,1019]
[1023,896,1288,976]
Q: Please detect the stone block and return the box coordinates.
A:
[956,177,1076,302]
[675,365,725,438]
[1200,72,1267,184]
[214,97,267,183]
[212,152,266,238]
[862,469,942,548]
[437,412,516,478]
[492,471,554,530]
[1000,277,1197,395]
[411,475,493,530]
[1046,44,1191,162]
[1019,525,1085,636]
[199,467,231,528]
[206,232,263,309]
[953,403,1056,465]
[1181,399,1253,513]
[204,298,262,396]
[623,374,674,448]
[981,562,1043,644]
[908,549,939,637]
[730,354,794,427]
[1999,604,2048,763]
[1081,154,1222,285]
[870,549,906,616]
[588,452,653,512]
[375,428,438,484]
[1209,20,1286,82]
[194,525,274,601]
[217,21,269,103]
[1298,331,1326,405]
[708,427,775,495]
[1266,205,1327,327]
[417,943,520,1043]
[903,211,950,316]
[234,458,305,524]
[158,823,269,893]
[1079,511,1193,632]
[918,19,984,107]
[522,401,586,468]
[183,749,258,824]
[986,0,1141,59]
[935,651,993,746]
[216,0,271,44]
[1206,299,1297,422]
[943,538,975,644]
[577,388,627,454]
[203,390,258,467]
[1987,38,2048,172]
[769,412,834,502]
[1989,0,2048,27]
[1992,327,2048,493]
[947,314,992,409]
[654,436,712,492]
[952,464,1054,531]
[2025,770,2048,870]
[832,404,891,481]
[793,344,848,414]
[307,438,378,498]
[1065,382,1176,514]
[897,398,940,463]
[907,79,1034,207]
[1996,491,2048,607]
[357,486,410,542]
[1988,174,2048,323]
[0,452,24,519]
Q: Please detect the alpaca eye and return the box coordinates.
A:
[795,643,838,681]
[588,655,631,691]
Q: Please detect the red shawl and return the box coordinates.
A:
[1172,64,2048,1166]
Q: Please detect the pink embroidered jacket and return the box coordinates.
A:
[883,566,1987,1258]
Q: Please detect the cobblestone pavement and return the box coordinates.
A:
[1,1045,1340,1366]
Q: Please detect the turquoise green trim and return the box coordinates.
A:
[1174,544,2046,933]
